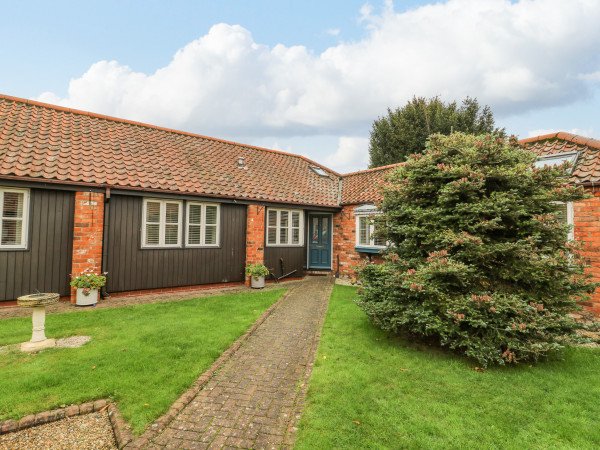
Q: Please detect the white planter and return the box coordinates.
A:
[250,276,265,289]
[76,288,98,306]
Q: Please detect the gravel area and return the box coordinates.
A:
[0,411,116,449]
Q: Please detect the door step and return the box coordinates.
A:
[306,269,332,277]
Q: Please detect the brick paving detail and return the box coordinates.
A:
[149,276,333,449]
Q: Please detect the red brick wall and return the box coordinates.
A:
[333,205,383,279]
[71,191,105,302]
[245,205,265,286]
[574,188,600,314]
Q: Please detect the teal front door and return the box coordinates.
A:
[308,214,332,269]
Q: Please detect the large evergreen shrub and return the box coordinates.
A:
[357,133,596,366]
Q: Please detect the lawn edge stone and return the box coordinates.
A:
[0,398,112,436]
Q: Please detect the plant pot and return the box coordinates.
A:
[76,288,98,306]
[250,276,265,289]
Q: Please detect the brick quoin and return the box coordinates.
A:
[332,205,383,279]
[70,191,104,302]
[245,205,265,286]
[574,188,600,314]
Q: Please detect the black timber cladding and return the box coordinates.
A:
[264,246,305,280]
[105,195,246,292]
[0,188,74,301]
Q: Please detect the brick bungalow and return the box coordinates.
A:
[0,94,395,303]
[2,95,599,315]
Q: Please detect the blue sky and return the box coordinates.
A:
[2,0,599,173]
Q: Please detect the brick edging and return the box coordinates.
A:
[0,399,111,435]
[282,279,333,446]
[116,288,295,449]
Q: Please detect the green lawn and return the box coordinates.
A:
[0,289,284,434]
[296,285,600,449]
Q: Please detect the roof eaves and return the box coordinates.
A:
[0,174,341,208]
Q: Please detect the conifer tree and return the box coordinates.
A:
[358,133,595,366]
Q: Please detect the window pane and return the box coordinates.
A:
[280,211,288,228]
[165,202,179,224]
[359,217,369,245]
[280,227,288,244]
[292,212,300,228]
[322,217,329,242]
[146,201,160,223]
[188,224,201,245]
[145,224,160,245]
[1,219,21,245]
[374,230,386,247]
[205,225,217,245]
[292,228,300,244]
[188,204,202,225]
[268,227,277,244]
[165,224,179,245]
[268,210,277,227]
[312,217,319,243]
[555,202,568,225]
[205,205,218,225]
[2,192,24,218]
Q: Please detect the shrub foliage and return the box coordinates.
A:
[357,133,596,366]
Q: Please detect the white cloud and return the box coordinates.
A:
[36,0,600,169]
[270,142,294,153]
[527,129,558,138]
[578,70,600,81]
[324,137,370,173]
[325,28,340,36]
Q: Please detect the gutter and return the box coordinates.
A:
[100,187,111,299]
[576,181,598,188]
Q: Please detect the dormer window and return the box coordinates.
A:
[309,165,329,177]
[534,151,578,174]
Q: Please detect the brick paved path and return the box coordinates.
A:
[149,276,333,449]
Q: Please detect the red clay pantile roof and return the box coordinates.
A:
[0,95,342,207]
[0,94,406,207]
[340,164,402,205]
[520,132,600,184]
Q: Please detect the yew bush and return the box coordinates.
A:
[357,133,596,366]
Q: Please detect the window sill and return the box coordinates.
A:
[266,244,304,248]
[354,246,385,254]
[0,246,28,251]
[141,245,183,250]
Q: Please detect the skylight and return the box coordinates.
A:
[309,165,329,177]
[533,151,578,173]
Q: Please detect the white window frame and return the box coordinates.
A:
[0,187,29,250]
[141,198,183,248]
[354,204,386,249]
[266,208,304,247]
[355,215,387,249]
[185,202,221,247]
[554,201,574,241]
